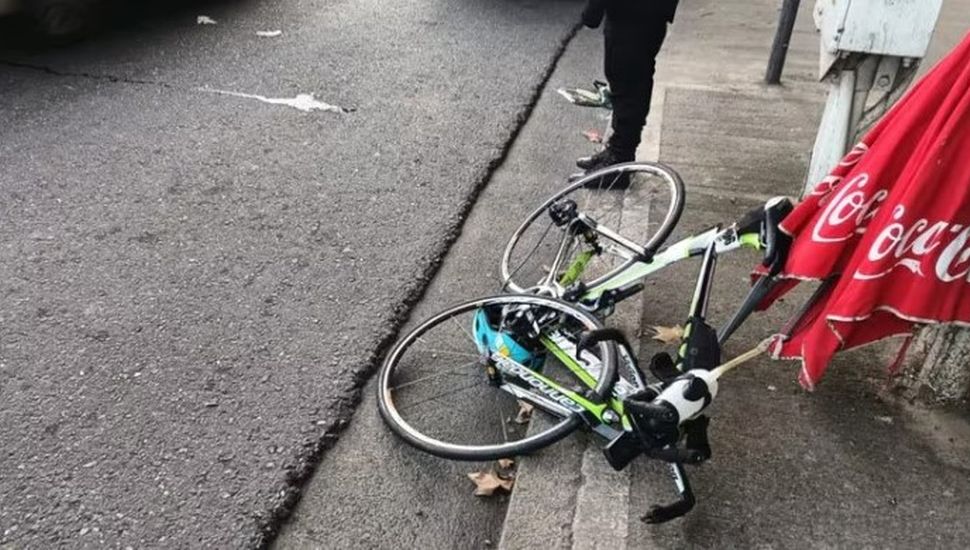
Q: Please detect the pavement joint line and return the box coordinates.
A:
[639,86,665,162]
[683,184,785,204]
[641,80,820,165]
[0,59,175,88]
[666,80,822,95]
[256,19,586,550]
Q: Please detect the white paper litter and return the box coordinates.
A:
[197,15,217,25]
[256,30,283,37]
[198,88,347,113]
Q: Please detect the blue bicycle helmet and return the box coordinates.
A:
[472,307,544,370]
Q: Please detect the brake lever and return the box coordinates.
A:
[761,197,794,276]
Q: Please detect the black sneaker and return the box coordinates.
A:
[576,146,634,171]
[575,147,635,190]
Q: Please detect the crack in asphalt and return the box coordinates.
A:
[250,19,585,550]
[0,59,174,88]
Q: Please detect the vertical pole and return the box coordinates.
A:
[805,70,856,195]
[765,0,802,84]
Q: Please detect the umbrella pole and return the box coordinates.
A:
[710,338,774,380]
[717,275,777,346]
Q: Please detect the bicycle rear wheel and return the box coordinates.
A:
[377,294,617,461]
[501,162,684,295]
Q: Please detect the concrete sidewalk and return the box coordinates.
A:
[503,1,970,548]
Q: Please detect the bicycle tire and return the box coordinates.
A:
[501,162,685,295]
[377,294,617,461]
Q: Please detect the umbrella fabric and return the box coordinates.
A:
[762,32,970,389]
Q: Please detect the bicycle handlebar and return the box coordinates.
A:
[734,196,794,276]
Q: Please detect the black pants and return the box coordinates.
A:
[604,14,669,154]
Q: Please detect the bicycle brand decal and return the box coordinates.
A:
[492,356,585,414]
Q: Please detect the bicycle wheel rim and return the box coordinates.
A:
[501,162,685,294]
[377,294,616,461]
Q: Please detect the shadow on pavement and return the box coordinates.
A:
[0,0,251,52]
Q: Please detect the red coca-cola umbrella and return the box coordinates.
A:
[761,32,970,389]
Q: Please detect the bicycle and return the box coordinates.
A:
[377,162,801,522]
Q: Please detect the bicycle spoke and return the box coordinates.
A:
[389,360,481,391]
[450,316,477,347]
[397,381,481,412]
[506,219,555,289]
[496,391,509,443]
[412,337,480,359]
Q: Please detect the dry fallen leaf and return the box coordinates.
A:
[513,401,534,425]
[651,325,685,344]
[497,458,515,470]
[582,129,604,144]
[467,469,514,496]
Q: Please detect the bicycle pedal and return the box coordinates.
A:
[649,352,679,383]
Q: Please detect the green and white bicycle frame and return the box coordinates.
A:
[492,222,770,443]
[486,217,790,519]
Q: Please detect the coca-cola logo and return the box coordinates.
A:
[855,204,970,283]
[808,142,890,244]
[811,172,889,243]
[803,139,970,284]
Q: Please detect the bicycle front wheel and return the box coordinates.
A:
[377,294,617,461]
[501,162,684,295]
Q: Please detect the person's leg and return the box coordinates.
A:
[605,16,668,155]
[577,14,669,170]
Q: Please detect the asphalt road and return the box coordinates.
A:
[0,0,583,546]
